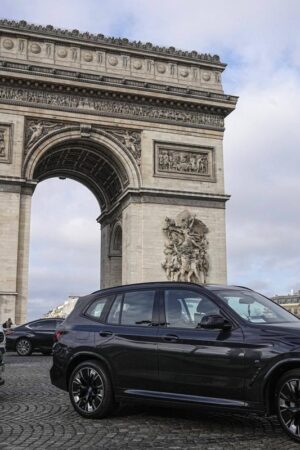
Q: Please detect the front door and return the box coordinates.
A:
[158,288,245,404]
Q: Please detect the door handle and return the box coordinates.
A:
[99,331,113,337]
[162,334,179,342]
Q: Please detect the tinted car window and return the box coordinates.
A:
[120,290,155,326]
[164,290,220,329]
[85,296,111,321]
[29,320,57,330]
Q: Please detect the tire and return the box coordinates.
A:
[68,360,114,419]
[276,369,300,442]
[16,338,33,356]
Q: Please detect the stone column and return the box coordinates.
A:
[0,179,35,325]
[15,185,35,324]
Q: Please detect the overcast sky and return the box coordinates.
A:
[1,0,300,320]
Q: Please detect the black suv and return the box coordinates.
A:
[51,282,300,442]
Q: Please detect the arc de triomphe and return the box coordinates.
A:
[0,20,237,324]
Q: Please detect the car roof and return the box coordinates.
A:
[89,281,252,296]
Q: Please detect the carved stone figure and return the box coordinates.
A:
[0,129,6,156]
[111,129,141,166]
[25,120,65,149]
[162,210,209,283]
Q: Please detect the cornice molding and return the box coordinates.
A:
[0,19,224,67]
[0,60,238,106]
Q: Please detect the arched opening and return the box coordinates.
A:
[22,131,137,321]
[28,178,100,320]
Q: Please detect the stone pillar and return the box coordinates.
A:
[0,179,35,325]
[121,195,228,286]
[15,186,34,324]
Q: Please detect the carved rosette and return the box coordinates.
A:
[162,210,209,284]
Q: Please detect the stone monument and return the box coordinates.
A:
[0,20,237,323]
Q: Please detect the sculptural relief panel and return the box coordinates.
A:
[0,123,12,163]
[162,210,209,284]
[154,142,215,182]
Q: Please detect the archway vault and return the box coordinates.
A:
[23,126,141,212]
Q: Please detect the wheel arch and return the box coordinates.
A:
[66,352,116,392]
[264,359,300,415]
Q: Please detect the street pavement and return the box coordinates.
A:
[0,353,299,449]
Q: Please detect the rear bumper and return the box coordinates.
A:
[50,363,68,391]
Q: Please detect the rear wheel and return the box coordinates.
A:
[16,338,32,356]
[276,369,300,442]
[69,360,114,419]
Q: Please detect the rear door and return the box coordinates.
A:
[29,320,58,348]
[94,289,160,395]
[158,288,246,404]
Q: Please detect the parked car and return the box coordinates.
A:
[51,282,300,443]
[6,318,64,356]
[0,324,5,385]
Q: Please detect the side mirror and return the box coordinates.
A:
[200,314,232,330]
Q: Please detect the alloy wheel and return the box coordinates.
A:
[278,378,300,438]
[16,339,32,356]
[71,366,104,413]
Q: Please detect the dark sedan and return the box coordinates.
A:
[6,318,64,356]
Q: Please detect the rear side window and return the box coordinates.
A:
[107,290,156,326]
[85,296,111,321]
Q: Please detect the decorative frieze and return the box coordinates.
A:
[0,85,224,130]
[162,209,209,283]
[154,142,215,181]
[0,123,12,163]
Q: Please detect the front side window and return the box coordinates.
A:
[164,290,220,329]
[120,290,155,326]
[85,296,111,321]
[215,290,299,324]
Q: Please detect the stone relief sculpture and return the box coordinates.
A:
[110,129,141,166]
[162,210,209,283]
[25,120,65,150]
[158,149,209,175]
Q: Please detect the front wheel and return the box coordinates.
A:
[276,369,300,442]
[16,338,32,356]
[69,360,114,419]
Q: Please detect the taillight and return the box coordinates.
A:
[53,330,63,342]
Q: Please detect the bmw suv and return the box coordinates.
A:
[51,282,300,443]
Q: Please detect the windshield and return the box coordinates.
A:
[215,289,299,324]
